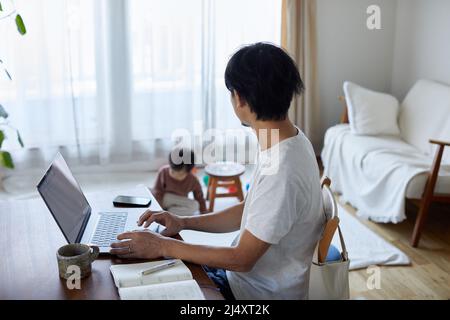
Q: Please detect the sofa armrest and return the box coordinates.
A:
[427,139,449,186]
[428,139,449,177]
[338,96,349,124]
[430,139,450,147]
[421,139,449,204]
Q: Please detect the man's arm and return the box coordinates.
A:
[182,202,244,233]
[163,230,269,272]
[138,202,245,235]
[112,229,270,272]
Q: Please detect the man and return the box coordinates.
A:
[111,43,324,300]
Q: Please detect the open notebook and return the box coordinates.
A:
[110,259,205,300]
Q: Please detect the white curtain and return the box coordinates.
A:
[0,0,281,175]
[281,0,320,152]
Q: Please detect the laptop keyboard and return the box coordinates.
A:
[91,212,128,247]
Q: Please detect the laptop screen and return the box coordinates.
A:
[37,153,91,243]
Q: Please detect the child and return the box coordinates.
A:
[151,148,207,215]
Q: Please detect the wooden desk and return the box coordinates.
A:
[0,188,223,300]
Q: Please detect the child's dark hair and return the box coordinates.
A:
[169,148,195,172]
[225,42,304,121]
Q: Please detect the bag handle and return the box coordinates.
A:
[317,177,348,263]
[337,225,348,261]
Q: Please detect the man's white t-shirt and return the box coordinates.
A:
[227,129,324,300]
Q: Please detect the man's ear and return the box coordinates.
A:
[233,90,247,109]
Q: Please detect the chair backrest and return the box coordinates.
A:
[399,79,450,164]
[318,177,340,263]
[321,177,338,221]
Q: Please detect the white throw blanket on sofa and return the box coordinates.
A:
[322,124,443,223]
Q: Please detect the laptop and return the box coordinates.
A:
[37,153,159,254]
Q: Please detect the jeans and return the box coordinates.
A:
[203,266,236,300]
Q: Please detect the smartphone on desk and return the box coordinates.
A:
[113,195,152,208]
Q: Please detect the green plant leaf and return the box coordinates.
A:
[15,14,26,35]
[0,151,14,169]
[0,104,9,119]
[0,2,3,12]
[17,130,24,147]
[0,130,4,148]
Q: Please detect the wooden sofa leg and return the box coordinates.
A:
[410,143,445,247]
[411,195,432,247]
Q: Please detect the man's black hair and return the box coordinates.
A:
[169,148,195,172]
[225,42,304,121]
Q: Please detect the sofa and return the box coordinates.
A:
[322,79,450,247]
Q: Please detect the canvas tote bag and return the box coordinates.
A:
[309,178,350,300]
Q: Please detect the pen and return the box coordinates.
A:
[141,260,177,276]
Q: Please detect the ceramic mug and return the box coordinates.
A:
[56,243,99,280]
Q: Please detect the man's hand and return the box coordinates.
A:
[138,210,184,237]
[110,230,166,259]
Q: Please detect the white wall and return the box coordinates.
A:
[391,0,450,99]
[316,0,397,149]
[316,0,450,151]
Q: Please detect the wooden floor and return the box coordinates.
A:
[341,198,450,300]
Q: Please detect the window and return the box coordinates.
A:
[0,0,281,168]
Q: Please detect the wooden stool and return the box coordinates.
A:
[205,162,245,212]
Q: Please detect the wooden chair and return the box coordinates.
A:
[338,96,450,247]
[319,176,343,263]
